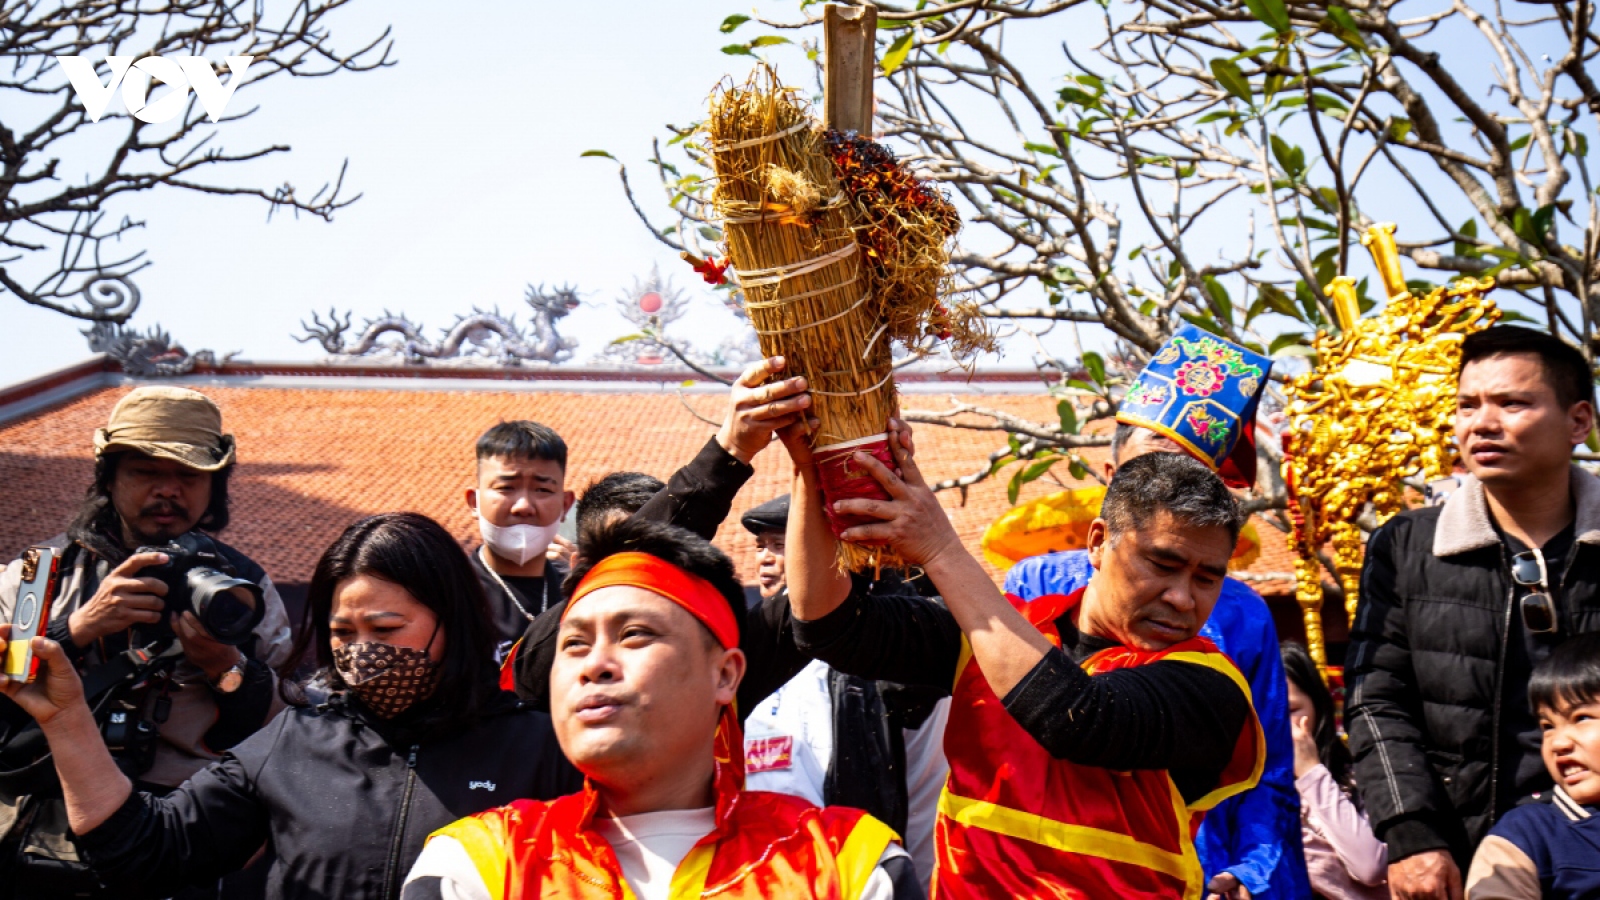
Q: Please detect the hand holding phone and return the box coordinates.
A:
[4,547,60,683]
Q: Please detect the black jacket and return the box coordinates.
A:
[509,438,811,717]
[1345,469,1600,866]
[794,580,1253,806]
[75,693,580,900]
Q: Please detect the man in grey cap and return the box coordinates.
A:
[0,386,290,898]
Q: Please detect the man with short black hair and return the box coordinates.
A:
[465,420,575,660]
[573,472,666,537]
[403,518,922,900]
[1347,324,1600,899]
[786,425,1264,897]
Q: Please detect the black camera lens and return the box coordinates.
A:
[184,568,265,645]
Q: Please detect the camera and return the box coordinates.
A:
[134,532,264,646]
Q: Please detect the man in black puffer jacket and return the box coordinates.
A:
[1346,325,1600,899]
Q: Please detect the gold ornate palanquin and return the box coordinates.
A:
[1282,224,1500,672]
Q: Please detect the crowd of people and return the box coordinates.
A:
[0,323,1596,900]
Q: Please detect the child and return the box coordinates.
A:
[1282,642,1388,899]
[1467,632,1600,899]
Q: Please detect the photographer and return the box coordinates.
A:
[0,387,291,895]
[0,512,579,900]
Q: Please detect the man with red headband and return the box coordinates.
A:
[401,518,922,900]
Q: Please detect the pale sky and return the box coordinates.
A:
[0,1,1581,386]
[3,1,825,385]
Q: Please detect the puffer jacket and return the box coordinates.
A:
[1345,466,1600,867]
[74,692,581,900]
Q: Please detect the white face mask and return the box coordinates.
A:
[477,511,561,567]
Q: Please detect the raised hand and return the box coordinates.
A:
[0,625,88,726]
[831,419,961,567]
[717,356,811,464]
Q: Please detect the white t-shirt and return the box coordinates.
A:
[402,806,909,900]
[742,659,950,884]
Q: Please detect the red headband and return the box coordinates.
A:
[565,552,739,649]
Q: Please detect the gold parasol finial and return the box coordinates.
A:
[1282,224,1499,675]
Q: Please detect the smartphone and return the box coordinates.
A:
[4,546,61,683]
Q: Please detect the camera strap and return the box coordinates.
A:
[78,637,180,702]
[0,638,179,789]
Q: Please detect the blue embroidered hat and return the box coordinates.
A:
[1115,325,1272,489]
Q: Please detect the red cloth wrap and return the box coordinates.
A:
[813,434,895,538]
[564,551,739,649]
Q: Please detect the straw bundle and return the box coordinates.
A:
[708,69,900,571]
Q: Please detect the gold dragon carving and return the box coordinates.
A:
[1282,224,1500,672]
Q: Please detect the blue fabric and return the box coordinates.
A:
[1006,551,1311,899]
[1490,795,1600,899]
[1117,325,1271,475]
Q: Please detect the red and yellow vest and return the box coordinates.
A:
[933,589,1265,900]
[431,709,898,899]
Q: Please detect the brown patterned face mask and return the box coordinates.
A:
[332,641,441,719]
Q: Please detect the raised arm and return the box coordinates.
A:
[827,420,1055,699]
[633,356,808,540]
[0,632,132,833]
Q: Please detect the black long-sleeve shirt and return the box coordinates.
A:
[510,438,812,718]
[793,584,1253,805]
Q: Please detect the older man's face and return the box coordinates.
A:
[1084,510,1231,650]
[111,452,210,546]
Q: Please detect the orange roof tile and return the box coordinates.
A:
[0,381,1297,595]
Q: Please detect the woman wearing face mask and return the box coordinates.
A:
[0,513,580,900]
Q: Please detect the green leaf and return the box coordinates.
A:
[1566,129,1589,158]
[750,35,790,48]
[881,32,915,75]
[1196,110,1239,124]
[1069,458,1090,480]
[1256,283,1302,319]
[1242,0,1292,34]
[609,333,647,345]
[1509,133,1532,152]
[698,225,723,241]
[987,453,1018,477]
[1179,312,1229,337]
[1082,351,1107,385]
[1323,5,1367,50]
[1388,117,1412,141]
[1202,274,1234,324]
[1270,135,1305,177]
[1008,457,1058,504]
[1531,204,1557,242]
[1024,141,1064,159]
[1058,399,1079,434]
[580,149,616,160]
[721,43,755,56]
[1295,280,1324,325]
[1268,331,1308,355]
[1058,87,1099,108]
[1312,94,1350,116]
[1211,58,1253,103]
[719,14,750,33]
